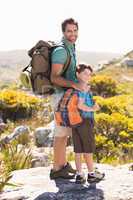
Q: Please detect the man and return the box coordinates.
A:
[50,18,88,179]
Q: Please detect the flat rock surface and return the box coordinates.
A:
[0,163,133,200]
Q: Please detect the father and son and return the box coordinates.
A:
[49,18,105,184]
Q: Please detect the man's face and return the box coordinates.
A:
[63,24,78,43]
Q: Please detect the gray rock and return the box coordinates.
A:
[31,147,50,167]
[0,114,6,133]
[0,125,30,149]
[42,107,54,122]
[34,123,54,147]
[0,163,133,200]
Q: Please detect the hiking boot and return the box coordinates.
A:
[50,167,75,180]
[75,174,86,184]
[65,162,76,174]
[87,171,105,183]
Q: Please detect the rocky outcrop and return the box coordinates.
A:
[0,163,133,200]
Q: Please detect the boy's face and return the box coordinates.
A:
[77,68,92,83]
[63,24,78,44]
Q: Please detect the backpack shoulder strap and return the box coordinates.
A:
[57,88,74,111]
[52,44,71,75]
[61,45,71,75]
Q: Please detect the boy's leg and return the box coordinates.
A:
[72,128,83,173]
[72,126,83,173]
[73,119,105,183]
[83,153,94,173]
[72,128,86,184]
[84,152,105,183]
[72,127,86,184]
[75,153,82,174]
[79,119,105,182]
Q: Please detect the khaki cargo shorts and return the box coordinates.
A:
[50,91,72,137]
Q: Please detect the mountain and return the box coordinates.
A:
[0,49,121,83]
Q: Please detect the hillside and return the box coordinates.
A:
[0,49,121,83]
[97,49,133,94]
[76,51,120,66]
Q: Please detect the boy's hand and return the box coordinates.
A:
[93,103,100,111]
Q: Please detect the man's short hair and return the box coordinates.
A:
[76,64,93,74]
[61,18,78,32]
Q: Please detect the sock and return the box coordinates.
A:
[63,163,68,167]
[88,171,95,175]
[76,172,84,176]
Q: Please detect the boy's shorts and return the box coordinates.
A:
[72,118,95,153]
[50,91,72,137]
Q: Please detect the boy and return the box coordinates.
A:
[72,64,105,184]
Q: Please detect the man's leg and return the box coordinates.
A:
[53,136,68,171]
[50,126,76,179]
[50,93,76,179]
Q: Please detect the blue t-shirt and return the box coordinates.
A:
[77,90,94,119]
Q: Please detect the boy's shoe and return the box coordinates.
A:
[75,174,86,184]
[50,163,76,180]
[87,171,105,183]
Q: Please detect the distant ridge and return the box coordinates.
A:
[0,49,121,82]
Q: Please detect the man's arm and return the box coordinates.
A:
[50,47,88,91]
[50,63,76,88]
[50,64,89,91]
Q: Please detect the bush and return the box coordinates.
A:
[91,75,117,97]
[0,89,42,121]
[94,112,133,163]
[94,95,133,117]
[0,172,15,192]
[0,141,32,172]
[95,134,119,164]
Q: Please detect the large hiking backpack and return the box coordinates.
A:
[55,88,83,127]
[20,40,71,95]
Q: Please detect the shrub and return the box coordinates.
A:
[0,89,42,121]
[0,172,15,192]
[94,112,133,163]
[95,134,119,163]
[91,75,117,97]
[94,95,133,117]
[1,141,32,172]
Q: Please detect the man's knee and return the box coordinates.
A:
[54,135,68,143]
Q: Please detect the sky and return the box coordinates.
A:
[0,0,132,53]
